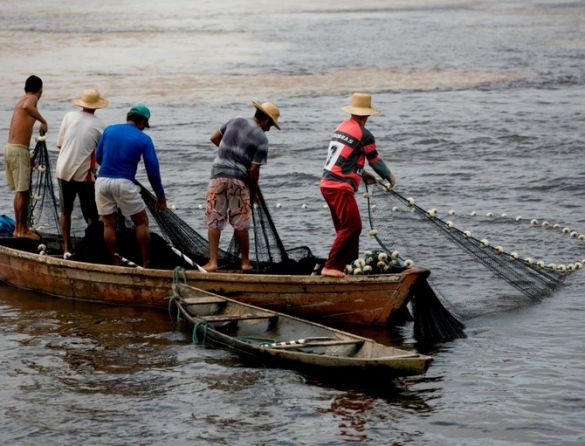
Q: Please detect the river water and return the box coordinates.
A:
[1,0,584,444]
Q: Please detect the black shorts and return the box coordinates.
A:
[58,179,99,221]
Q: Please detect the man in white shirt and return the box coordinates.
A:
[56,88,108,258]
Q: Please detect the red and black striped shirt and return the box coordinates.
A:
[321,118,382,192]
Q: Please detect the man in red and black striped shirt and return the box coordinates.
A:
[320,93,395,277]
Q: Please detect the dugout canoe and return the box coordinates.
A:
[172,282,432,377]
[0,238,428,326]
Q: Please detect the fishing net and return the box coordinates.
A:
[28,135,61,243]
[139,183,235,267]
[364,181,576,302]
[140,184,318,274]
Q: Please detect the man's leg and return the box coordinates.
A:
[59,179,77,254]
[227,179,252,271]
[79,181,99,230]
[235,228,252,271]
[203,179,228,273]
[321,188,362,277]
[130,210,150,268]
[13,191,39,240]
[60,213,72,254]
[203,228,221,272]
[101,213,120,266]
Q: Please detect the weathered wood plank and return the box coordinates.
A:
[200,313,277,322]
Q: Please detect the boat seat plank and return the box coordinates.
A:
[199,313,277,322]
[182,296,227,305]
[266,339,364,349]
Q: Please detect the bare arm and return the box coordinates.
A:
[23,95,48,132]
[210,129,222,147]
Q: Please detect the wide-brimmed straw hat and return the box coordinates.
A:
[253,101,281,129]
[72,88,109,109]
[341,93,379,116]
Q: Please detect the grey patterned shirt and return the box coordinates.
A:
[210,117,268,181]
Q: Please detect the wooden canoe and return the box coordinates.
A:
[0,238,429,326]
[172,282,432,377]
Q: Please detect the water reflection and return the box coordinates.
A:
[0,285,186,392]
[315,379,434,443]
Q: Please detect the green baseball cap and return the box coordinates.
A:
[128,104,151,127]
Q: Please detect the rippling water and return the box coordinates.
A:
[1,0,585,444]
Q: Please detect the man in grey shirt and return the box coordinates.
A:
[203,101,280,272]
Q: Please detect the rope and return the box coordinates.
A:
[364,182,466,343]
[192,321,209,344]
[168,267,187,320]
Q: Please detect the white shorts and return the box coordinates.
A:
[95,177,145,217]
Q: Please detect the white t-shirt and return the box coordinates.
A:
[56,110,104,182]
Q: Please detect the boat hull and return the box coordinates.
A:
[0,243,429,326]
[174,283,432,377]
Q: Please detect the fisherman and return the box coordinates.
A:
[320,93,395,277]
[4,75,48,240]
[56,88,108,258]
[202,101,281,272]
[95,105,167,268]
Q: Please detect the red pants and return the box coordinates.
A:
[321,186,362,271]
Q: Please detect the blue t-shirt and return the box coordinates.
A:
[211,117,268,181]
[96,123,164,197]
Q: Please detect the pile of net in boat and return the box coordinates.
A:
[139,185,318,275]
[363,181,578,303]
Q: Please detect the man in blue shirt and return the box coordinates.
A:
[95,105,167,267]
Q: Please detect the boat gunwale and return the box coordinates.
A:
[174,283,433,373]
[0,242,429,285]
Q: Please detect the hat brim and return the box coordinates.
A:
[341,105,379,116]
[253,101,281,129]
[73,98,109,109]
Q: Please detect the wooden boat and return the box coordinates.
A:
[171,282,432,377]
[0,236,429,326]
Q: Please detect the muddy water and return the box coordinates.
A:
[1,0,584,444]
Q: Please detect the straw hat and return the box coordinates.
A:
[341,93,379,116]
[72,88,109,109]
[253,101,281,129]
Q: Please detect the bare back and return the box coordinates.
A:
[8,93,45,147]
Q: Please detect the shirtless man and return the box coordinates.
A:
[4,75,48,240]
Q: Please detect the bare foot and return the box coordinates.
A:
[13,230,40,241]
[321,267,345,278]
[241,261,254,272]
[201,262,217,272]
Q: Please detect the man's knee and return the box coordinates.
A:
[101,214,117,229]
[130,210,148,227]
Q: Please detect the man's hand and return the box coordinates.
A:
[383,171,396,191]
[361,170,377,185]
[388,171,396,189]
[155,196,167,212]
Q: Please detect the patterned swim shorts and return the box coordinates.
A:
[205,177,251,231]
